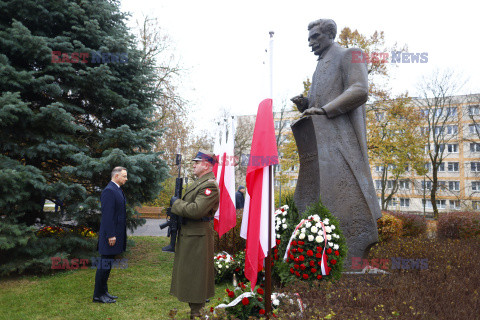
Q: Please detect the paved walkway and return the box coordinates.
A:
[128,219,168,236]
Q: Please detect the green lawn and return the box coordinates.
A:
[0,237,228,320]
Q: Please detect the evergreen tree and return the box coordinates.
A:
[0,0,169,274]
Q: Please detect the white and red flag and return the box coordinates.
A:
[213,117,237,238]
[240,99,279,290]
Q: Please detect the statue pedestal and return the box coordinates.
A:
[292,115,379,266]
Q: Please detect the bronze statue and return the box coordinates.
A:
[291,19,381,265]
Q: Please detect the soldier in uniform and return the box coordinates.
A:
[169,150,220,319]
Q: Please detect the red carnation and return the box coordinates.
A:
[311,268,317,273]
[316,253,322,259]
[317,275,322,280]
[307,250,313,256]
[334,250,340,256]
[290,268,294,274]
[257,288,264,295]
[289,254,294,260]
[276,239,281,245]
[298,248,304,253]
[302,274,308,279]
[235,268,240,272]
[294,257,299,262]
[281,208,285,212]
[292,241,297,246]
[298,241,305,245]
[299,255,305,261]
[210,307,214,312]
[295,271,300,277]
[326,248,332,254]
[228,291,235,298]
[316,246,322,252]
[331,259,337,265]
[274,248,278,254]
[294,264,300,269]
[258,297,263,302]
[242,297,249,305]
[309,261,315,267]
[292,248,297,253]
[274,254,278,260]
[300,264,306,270]
[318,261,323,266]
[259,309,266,315]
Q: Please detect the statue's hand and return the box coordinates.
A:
[291,95,309,112]
[301,107,326,117]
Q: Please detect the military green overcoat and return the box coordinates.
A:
[170,171,219,303]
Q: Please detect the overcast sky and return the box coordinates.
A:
[120,0,479,133]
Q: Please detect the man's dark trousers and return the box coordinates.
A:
[93,254,116,297]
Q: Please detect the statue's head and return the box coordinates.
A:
[308,19,336,57]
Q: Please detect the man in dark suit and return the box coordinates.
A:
[93,166,128,303]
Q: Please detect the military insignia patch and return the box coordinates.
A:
[205,188,212,196]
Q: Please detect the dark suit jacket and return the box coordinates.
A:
[98,181,127,255]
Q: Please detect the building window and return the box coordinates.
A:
[422,199,433,209]
[448,181,460,191]
[399,180,410,190]
[469,124,480,134]
[449,200,460,210]
[470,143,480,152]
[446,107,457,117]
[472,181,480,191]
[421,180,432,190]
[447,144,458,153]
[434,127,443,136]
[437,162,445,172]
[400,198,410,207]
[447,162,459,172]
[437,181,446,190]
[387,180,395,189]
[375,112,384,121]
[375,165,384,172]
[471,162,480,172]
[468,105,480,116]
[424,163,431,171]
[473,201,480,210]
[435,144,445,153]
[375,180,382,189]
[445,125,458,135]
[436,199,446,209]
[387,198,397,206]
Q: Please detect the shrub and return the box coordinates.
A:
[390,212,427,237]
[438,211,480,239]
[377,213,403,242]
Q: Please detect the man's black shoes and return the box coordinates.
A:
[92,295,116,303]
[105,292,118,299]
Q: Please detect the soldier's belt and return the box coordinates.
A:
[185,216,214,223]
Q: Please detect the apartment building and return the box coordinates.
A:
[239,94,480,213]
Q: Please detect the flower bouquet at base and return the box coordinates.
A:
[284,199,347,283]
[213,251,235,284]
[210,282,275,319]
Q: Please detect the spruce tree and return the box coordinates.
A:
[0,0,169,274]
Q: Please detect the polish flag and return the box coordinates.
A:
[240,99,279,290]
[213,118,237,238]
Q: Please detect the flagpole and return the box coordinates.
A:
[265,30,274,318]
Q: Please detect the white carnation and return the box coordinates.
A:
[299,233,306,240]
[333,244,339,250]
[282,224,287,229]
[305,222,312,228]
[273,299,280,306]
[313,215,321,222]
[282,211,287,216]
[325,226,332,233]
[282,218,286,223]
[308,235,314,242]
[315,235,324,243]
[326,235,332,241]
[301,228,306,233]
[331,225,336,230]
[276,234,281,239]
[311,226,318,233]
[323,218,330,224]
[218,265,222,268]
